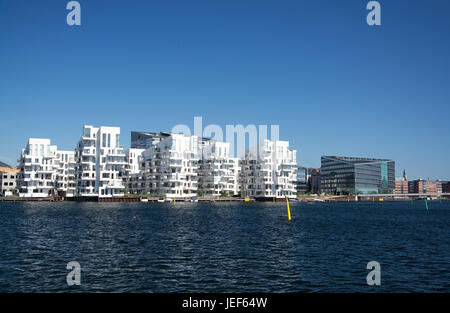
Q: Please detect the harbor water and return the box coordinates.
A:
[0,201,449,292]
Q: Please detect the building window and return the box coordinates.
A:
[83,127,91,137]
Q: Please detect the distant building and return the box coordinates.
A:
[320,156,395,195]
[308,168,321,194]
[0,161,11,168]
[408,179,438,194]
[395,179,409,194]
[0,167,19,196]
[395,169,409,194]
[436,181,443,195]
[130,131,170,149]
[294,167,321,195]
[441,181,450,193]
[294,166,308,195]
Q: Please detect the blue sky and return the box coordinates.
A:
[0,0,449,180]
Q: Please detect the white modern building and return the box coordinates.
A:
[197,141,240,197]
[75,125,126,197]
[17,138,59,197]
[125,134,242,198]
[125,148,145,175]
[123,148,146,195]
[18,139,80,198]
[55,150,76,197]
[140,133,199,198]
[240,140,297,200]
[124,172,146,195]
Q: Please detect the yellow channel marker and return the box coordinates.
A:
[286,197,291,221]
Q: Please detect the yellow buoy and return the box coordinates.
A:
[286,197,291,221]
[244,197,250,202]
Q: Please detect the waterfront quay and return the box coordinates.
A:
[311,193,450,202]
[0,196,255,203]
[1,194,448,203]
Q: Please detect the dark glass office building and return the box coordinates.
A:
[295,166,308,195]
[130,131,171,149]
[320,156,395,195]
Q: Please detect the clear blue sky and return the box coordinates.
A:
[1,0,449,180]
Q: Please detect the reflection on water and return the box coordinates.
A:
[0,201,449,292]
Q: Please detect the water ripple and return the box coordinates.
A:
[0,201,449,292]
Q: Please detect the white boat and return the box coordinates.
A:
[157,198,165,203]
[190,197,198,203]
[140,198,148,202]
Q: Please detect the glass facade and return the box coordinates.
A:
[321,156,395,195]
[295,166,308,194]
[131,131,171,149]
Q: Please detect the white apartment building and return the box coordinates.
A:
[197,141,240,197]
[124,172,146,195]
[240,140,297,199]
[18,138,58,197]
[55,150,76,197]
[125,148,145,175]
[140,133,199,198]
[18,139,79,197]
[75,125,126,197]
[123,148,146,195]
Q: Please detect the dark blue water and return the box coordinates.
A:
[0,201,449,292]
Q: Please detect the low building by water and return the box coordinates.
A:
[408,179,441,194]
[0,167,19,196]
